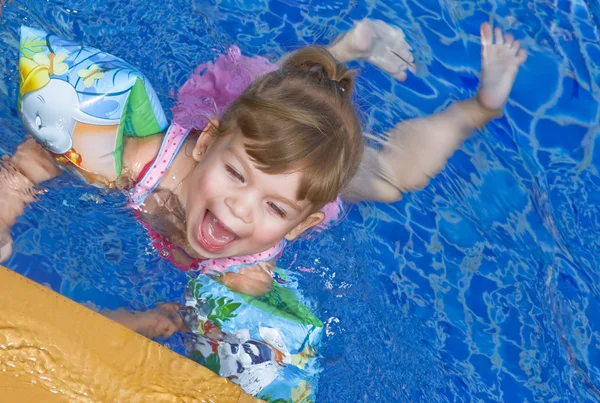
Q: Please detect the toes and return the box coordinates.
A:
[481,22,493,46]
[516,49,528,64]
[504,33,514,47]
[511,40,521,52]
[494,27,504,45]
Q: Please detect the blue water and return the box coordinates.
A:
[1,0,600,401]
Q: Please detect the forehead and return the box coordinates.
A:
[219,132,310,205]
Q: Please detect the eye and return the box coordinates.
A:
[225,164,244,183]
[35,113,42,130]
[267,201,286,218]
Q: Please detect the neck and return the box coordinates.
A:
[159,137,198,210]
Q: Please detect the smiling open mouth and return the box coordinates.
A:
[196,210,238,253]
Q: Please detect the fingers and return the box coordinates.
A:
[353,19,415,81]
[481,22,493,47]
[390,47,415,73]
[512,40,528,63]
[157,302,181,315]
[480,22,528,65]
[148,303,186,337]
[494,27,504,45]
[393,70,408,82]
[144,304,186,339]
[154,317,180,339]
[516,48,528,64]
[160,313,185,336]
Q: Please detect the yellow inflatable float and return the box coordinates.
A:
[0,265,259,403]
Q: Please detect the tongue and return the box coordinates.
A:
[201,211,236,246]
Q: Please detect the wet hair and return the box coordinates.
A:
[216,46,364,210]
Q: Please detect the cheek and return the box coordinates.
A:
[249,217,298,245]
[188,163,225,205]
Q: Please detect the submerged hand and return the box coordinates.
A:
[11,138,61,184]
[104,303,188,339]
[478,22,528,111]
[218,264,274,297]
[329,18,416,81]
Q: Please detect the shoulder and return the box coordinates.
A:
[121,133,165,182]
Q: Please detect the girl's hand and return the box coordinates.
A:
[218,264,274,297]
[0,139,62,262]
[329,19,416,81]
[103,303,187,339]
[11,138,61,184]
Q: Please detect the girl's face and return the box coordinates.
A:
[184,130,322,259]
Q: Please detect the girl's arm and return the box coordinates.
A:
[101,303,186,339]
[0,133,163,263]
[327,18,415,81]
[0,139,62,261]
[342,99,499,202]
[344,23,527,203]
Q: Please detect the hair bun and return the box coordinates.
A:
[281,46,355,95]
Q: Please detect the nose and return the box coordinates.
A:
[225,192,254,224]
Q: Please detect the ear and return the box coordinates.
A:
[285,212,324,241]
[192,120,220,162]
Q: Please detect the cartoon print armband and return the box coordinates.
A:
[18,26,168,185]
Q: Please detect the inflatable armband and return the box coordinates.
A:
[18,26,168,183]
[182,269,323,402]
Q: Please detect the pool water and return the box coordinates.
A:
[2,0,600,401]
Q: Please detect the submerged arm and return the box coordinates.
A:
[344,22,528,203]
[343,98,499,203]
[0,139,62,261]
[101,302,186,339]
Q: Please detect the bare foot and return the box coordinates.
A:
[329,19,416,81]
[477,23,528,111]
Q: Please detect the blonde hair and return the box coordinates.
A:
[217,46,364,209]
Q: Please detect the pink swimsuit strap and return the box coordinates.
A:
[127,122,190,207]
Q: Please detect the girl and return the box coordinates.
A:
[1,20,526,401]
[0,21,526,288]
[1,19,415,296]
